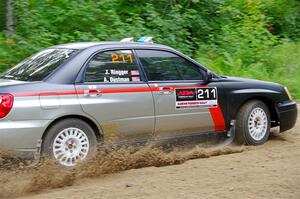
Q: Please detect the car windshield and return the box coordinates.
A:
[0,48,78,81]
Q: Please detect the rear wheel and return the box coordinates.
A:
[235,100,271,145]
[42,118,97,167]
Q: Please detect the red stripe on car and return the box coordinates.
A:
[13,85,208,97]
[13,91,78,97]
[209,104,226,131]
[13,87,152,97]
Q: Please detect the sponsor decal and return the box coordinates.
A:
[176,87,217,109]
[176,89,196,101]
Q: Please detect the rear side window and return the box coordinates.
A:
[0,48,78,81]
[136,50,204,81]
[85,50,141,83]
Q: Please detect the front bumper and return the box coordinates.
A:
[278,100,298,132]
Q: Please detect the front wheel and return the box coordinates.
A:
[235,100,271,145]
[42,118,97,167]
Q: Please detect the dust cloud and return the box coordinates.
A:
[0,143,250,199]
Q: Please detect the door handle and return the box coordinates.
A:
[158,87,174,95]
[84,89,102,97]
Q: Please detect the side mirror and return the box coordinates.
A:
[205,71,213,82]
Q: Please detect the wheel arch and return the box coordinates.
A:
[234,96,279,127]
[42,114,103,143]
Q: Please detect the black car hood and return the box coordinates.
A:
[220,76,282,86]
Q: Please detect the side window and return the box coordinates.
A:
[136,50,203,81]
[85,50,141,83]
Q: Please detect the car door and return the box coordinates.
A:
[135,49,226,138]
[75,49,155,143]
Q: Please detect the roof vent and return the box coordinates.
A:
[120,37,134,42]
[137,37,153,43]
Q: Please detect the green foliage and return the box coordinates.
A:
[258,0,300,39]
[197,42,300,99]
[0,0,299,98]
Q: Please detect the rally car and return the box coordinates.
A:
[0,37,297,166]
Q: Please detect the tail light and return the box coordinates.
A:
[0,94,14,119]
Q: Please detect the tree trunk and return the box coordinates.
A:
[6,0,14,34]
[0,1,6,31]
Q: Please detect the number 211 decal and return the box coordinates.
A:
[197,88,217,100]
[111,53,134,63]
[176,87,217,109]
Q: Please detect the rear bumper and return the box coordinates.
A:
[0,119,50,151]
[278,100,297,132]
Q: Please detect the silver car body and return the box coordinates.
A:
[0,41,296,157]
[0,42,220,156]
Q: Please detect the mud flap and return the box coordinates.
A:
[215,120,236,148]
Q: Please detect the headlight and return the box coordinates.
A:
[284,87,293,100]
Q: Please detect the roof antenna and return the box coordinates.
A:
[120,37,134,42]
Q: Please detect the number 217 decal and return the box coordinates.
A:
[176,87,217,109]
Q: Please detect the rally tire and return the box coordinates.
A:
[234,100,271,145]
[42,118,97,167]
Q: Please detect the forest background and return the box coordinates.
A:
[0,0,299,98]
